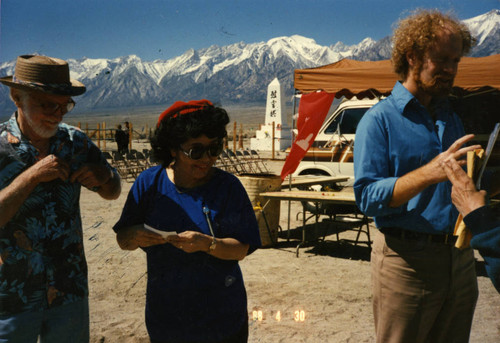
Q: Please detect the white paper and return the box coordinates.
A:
[144,224,177,238]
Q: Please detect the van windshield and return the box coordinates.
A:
[324,107,369,134]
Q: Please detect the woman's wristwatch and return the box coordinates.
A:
[208,237,217,253]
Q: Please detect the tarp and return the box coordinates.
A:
[294,54,500,98]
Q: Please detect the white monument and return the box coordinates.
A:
[250,78,292,151]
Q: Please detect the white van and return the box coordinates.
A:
[291,97,381,185]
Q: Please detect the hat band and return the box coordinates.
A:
[12,75,74,94]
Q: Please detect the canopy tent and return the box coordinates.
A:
[281,54,500,179]
[294,54,500,98]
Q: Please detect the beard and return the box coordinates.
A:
[22,107,59,139]
[415,73,455,97]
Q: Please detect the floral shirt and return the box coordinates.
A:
[0,113,113,316]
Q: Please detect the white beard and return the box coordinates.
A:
[22,107,59,139]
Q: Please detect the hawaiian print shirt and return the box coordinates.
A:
[0,112,113,316]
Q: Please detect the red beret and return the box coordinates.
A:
[157,99,213,128]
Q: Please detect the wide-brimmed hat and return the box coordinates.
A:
[0,55,86,96]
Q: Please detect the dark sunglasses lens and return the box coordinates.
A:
[189,147,205,160]
[208,144,223,157]
[188,143,223,160]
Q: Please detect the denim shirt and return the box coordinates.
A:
[0,113,113,316]
[353,82,466,234]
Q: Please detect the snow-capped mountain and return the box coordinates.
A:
[1,10,499,113]
[464,9,500,56]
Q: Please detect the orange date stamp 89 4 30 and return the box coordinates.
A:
[251,309,307,322]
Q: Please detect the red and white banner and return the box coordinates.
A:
[280,91,335,180]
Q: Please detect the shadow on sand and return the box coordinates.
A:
[268,224,371,261]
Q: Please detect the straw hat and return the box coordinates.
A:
[0,55,86,96]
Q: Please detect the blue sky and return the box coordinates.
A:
[1,0,498,62]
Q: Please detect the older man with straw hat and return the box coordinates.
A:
[0,55,121,342]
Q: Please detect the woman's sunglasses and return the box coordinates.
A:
[180,141,224,160]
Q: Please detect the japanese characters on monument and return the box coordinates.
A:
[251,78,292,151]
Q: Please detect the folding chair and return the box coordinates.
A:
[221,150,245,174]
[242,149,265,173]
[320,204,372,248]
[235,150,256,173]
[250,150,270,173]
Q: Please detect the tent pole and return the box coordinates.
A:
[285,90,300,241]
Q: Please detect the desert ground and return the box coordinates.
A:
[63,107,499,342]
[79,146,499,343]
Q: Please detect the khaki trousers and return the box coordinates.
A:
[371,230,478,343]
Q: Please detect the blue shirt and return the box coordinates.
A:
[113,165,261,342]
[353,82,465,234]
[0,113,113,316]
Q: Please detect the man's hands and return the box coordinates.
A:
[389,134,481,208]
[29,154,119,198]
[30,154,112,189]
[424,134,481,184]
[442,158,487,217]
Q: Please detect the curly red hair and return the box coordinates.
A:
[391,9,475,80]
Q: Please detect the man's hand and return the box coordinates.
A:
[0,154,71,227]
[424,134,481,184]
[30,154,70,183]
[70,163,112,190]
[442,158,486,216]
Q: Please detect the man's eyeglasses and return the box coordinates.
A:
[180,141,224,160]
[33,98,76,114]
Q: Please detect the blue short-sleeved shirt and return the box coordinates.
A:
[353,82,466,234]
[113,165,261,342]
[0,113,114,316]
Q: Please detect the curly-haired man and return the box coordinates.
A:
[353,10,499,343]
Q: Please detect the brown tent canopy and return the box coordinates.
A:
[294,54,500,98]
[293,54,500,166]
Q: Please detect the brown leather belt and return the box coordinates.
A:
[380,227,457,245]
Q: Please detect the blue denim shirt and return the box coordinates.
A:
[0,113,113,316]
[353,82,466,234]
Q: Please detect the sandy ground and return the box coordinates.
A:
[80,142,500,343]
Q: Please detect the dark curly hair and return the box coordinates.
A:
[150,104,229,166]
[391,9,475,81]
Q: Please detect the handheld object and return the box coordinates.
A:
[144,224,177,239]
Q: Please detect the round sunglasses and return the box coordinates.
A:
[179,141,224,160]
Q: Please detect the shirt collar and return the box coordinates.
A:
[391,81,417,113]
[7,112,23,141]
[391,81,451,118]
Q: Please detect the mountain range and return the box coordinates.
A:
[1,9,499,113]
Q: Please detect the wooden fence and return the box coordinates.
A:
[76,121,259,153]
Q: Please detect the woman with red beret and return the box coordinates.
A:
[113,100,261,343]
